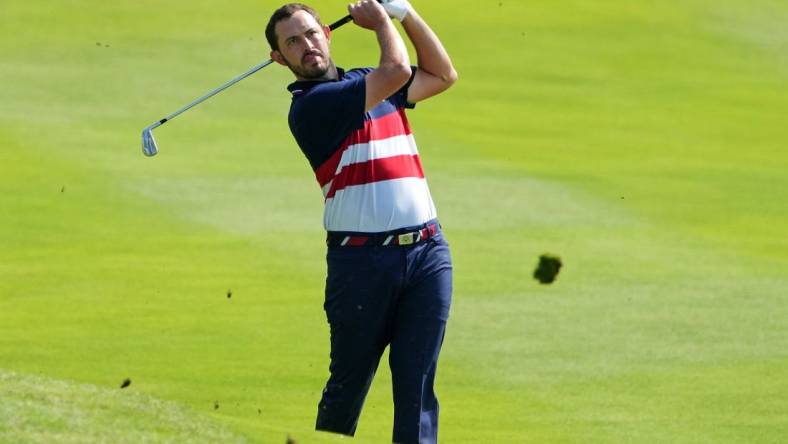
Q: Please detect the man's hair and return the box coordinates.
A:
[266,3,322,51]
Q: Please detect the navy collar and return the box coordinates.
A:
[287,67,346,96]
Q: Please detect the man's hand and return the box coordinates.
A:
[380,0,411,22]
[348,0,390,31]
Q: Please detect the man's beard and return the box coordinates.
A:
[284,53,332,80]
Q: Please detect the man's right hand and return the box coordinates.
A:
[348,0,390,31]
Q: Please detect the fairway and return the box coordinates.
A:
[2,0,787,443]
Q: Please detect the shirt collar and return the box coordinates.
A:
[287,67,346,96]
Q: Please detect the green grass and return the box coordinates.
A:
[0,370,247,443]
[1,0,787,442]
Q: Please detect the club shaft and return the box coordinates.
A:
[328,14,353,30]
[157,59,275,125]
[149,13,354,127]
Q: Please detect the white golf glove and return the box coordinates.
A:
[380,0,411,21]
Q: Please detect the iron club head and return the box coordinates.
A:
[142,122,162,157]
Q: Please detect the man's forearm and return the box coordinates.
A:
[376,19,411,74]
[349,0,412,109]
[400,9,456,83]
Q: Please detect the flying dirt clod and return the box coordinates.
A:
[533,254,562,284]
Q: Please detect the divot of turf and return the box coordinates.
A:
[0,369,248,444]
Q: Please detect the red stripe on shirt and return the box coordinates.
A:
[315,145,346,187]
[325,154,424,199]
[369,107,412,140]
[314,108,413,187]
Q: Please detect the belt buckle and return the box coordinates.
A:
[398,232,415,245]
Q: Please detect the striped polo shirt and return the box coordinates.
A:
[287,67,437,233]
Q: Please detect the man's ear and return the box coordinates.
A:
[271,50,286,66]
[323,25,331,42]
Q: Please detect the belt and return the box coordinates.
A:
[327,223,439,247]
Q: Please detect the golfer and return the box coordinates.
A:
[266,1,456,442]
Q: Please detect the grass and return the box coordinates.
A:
[0,370,247,443]
[1,0,787,442]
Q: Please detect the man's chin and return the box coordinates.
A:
[297,64,329,80]
[283,55,333,80]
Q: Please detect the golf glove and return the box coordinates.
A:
[380,0,410,21]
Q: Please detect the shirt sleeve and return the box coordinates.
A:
[389,66,418,110]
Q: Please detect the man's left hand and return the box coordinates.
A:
[380,0,411,21]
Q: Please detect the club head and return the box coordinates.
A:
[142,124,159,157]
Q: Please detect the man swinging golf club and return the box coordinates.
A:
[266,1,457,443]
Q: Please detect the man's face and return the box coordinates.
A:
[271,10,332,80]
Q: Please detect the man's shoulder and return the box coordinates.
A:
[287,67,372,169]
[288,68,371,117]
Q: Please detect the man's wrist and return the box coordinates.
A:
[372,15,396,33]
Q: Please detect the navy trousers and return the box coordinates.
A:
[315,224,452,444]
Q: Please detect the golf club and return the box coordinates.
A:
[141,14,354,157]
